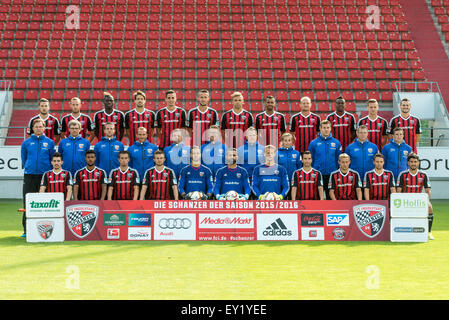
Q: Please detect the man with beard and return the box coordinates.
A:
[27,98,60,143]
[39,152,73,200]
[396,153,434,240]
[213,148,251,200]
[187,89,219,147]
[124,90,156,146]
[254,95,286,147]
[73,150,108,200]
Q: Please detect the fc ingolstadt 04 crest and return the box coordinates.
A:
[353,204,386,238]
[66,204,99,239]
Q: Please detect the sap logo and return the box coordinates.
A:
[326,214,349,226]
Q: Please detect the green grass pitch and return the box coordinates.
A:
[0,199,448,300]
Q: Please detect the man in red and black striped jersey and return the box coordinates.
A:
[357,99,388,151]
[326,96,356,151]
[291,151,324,200]
[27,98,60,144]
[221,91,254,149]
[107,151,140,200]
[363,153,396,200]
[140,150,179,200]
[93,92,125,142]
[329,153,362,200]
[124,90,156,146]
[73,150,108,200]
[187,89,219,147]
[155,90,187,149]
[255,95,286,147]
[60,97,94,141]
[388,98,422,154]
[289,96,321,153]
[396,153,434,239]
[39,152,72,200]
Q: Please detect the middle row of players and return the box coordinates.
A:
[40,120,420,202]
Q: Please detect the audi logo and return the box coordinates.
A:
[158,218,192,229]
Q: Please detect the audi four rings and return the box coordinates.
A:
[159,218,192,229]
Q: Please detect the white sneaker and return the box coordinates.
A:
[428,232,435,240]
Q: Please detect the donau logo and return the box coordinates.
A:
[353,204,386,238]
[66,204,99,239]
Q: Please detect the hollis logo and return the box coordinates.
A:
[30,199,60,208]
[393,199,401,208]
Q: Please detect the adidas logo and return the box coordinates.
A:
[263,218,292,237]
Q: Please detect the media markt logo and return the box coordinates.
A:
[263,218,292,237]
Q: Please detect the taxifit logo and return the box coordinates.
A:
[30,199,60,209]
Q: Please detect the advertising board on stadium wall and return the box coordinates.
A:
[0,146,23,177]
[416,147,449,178]
[63,200,390,241]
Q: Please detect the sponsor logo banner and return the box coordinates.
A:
[300,213,324,226]
[154,214,196,240]
[332,227,346,240]
[198,214,254,229]
[128,213,152,227]
[326,214,350,226]
[103,213,126,226]
[37,220,54,240]
[390,193,428,218]
[128,227,151,240]
[256,214,298,240]
[301,227,325,240]
[107,228,120,240]
[353,204,386,239]
[66,204,99,239]
[26,192,65,218]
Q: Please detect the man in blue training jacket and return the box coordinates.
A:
[94,122,124,176]
[345,125,378,183]
[20,118,55,237]
[128,127,159,182]
[58,119,91,176]
[308,119,342,199]
[382,127,413,180]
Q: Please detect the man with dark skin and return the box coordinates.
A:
[326,97,357,151]
[93,92,125,142]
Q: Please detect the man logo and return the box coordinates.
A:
[66,204,99,239]
[353,204,386,238]
[37,221,54,240]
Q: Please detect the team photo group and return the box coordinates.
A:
[20,89,434,239]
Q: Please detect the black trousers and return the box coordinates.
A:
[22,174,43,232]
[322,175,330,200]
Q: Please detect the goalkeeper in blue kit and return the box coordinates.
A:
[252,145,290,200]
[213,148,251,200]
[178,146,213,200]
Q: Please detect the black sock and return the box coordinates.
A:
[428,214,434,232]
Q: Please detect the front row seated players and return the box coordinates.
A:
[252,145,290,200]
[140,150,179,200]
[39,152,73,201]
[178,146,213,200]
[213,148,251,200]
[107,151,140,201]
[396,153,434,240]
